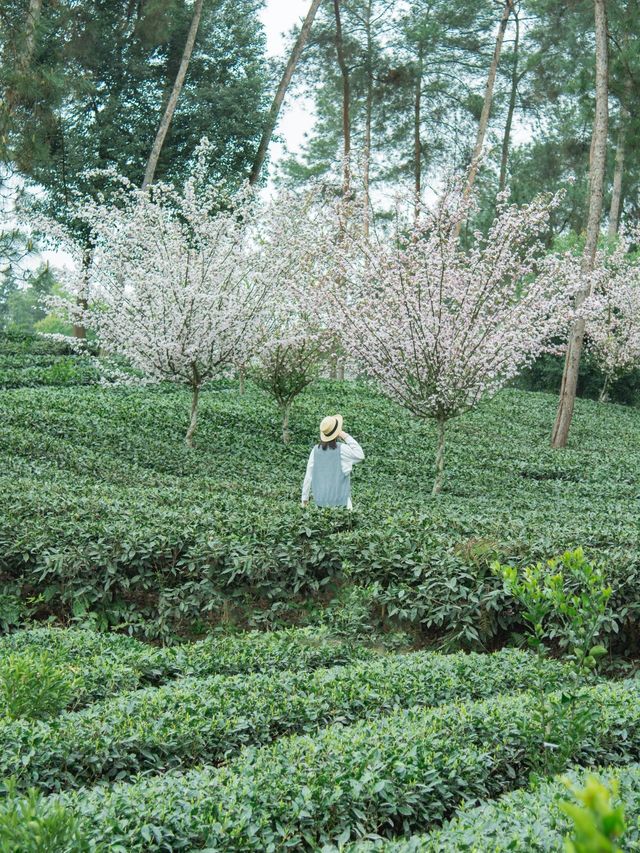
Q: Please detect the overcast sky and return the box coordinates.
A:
[259,1,316,166]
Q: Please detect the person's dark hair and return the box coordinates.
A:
[318,439,338,450]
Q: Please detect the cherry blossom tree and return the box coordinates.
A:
[586,234,640,402]
[47,156,273,446]
[325,182,579,494]
[249,187,339,442]
[251,331,331,443]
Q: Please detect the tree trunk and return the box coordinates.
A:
[72,302,87,340]
[73,247,92,339]
[5,0,43,114]
[498,5,520,193]
[186,382,201,447]
[334,0,352,200]
[608,104,630,237]
[249,0,323,186]
[21,0,42,72]
[281,401,291,444]
[599,374,611,403]
[608,42,632,237]
[414,47,423,221]
[432,415,446,496]
[238,367,245,395]
[142,0,204,189]
[551,0,609,449]
[362,0,373,236]
[454,0,513,238]
[333,0,353,377]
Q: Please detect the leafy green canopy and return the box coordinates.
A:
[1,0,269,230]
[0,625,374,718]
[355,763,640,851]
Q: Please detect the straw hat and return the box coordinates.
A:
[319,414,343,442]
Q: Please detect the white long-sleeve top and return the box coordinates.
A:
[301,434,365,509]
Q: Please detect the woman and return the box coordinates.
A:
[301,414,365,509]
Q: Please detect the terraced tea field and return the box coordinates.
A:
[2,626,640,850]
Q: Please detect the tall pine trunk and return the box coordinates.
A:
[414,47,423,221]
[362,0,373,236]
[607,113,627,237]
[551,0,609,449]
[454,0,513,238]
[333,0,351,382]
[608,28,632,237]
[249,0,322,186]
[334,0,351,199]
[4,0,42,115]
[498,6,520,193]
[142,0,204,189]
[21,0,42,73]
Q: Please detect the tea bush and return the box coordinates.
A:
[0,628,159,668]
[0,630,156,712]
[0,782,88,853]
[0,648,568,793]
[0,651,76,720]
[36,678,640,850]
[2,379,640,645]
[0,626,374,715]
[0,332,86,357]
[0,332,100,389]
[0,357,101,389]
[354,764,640,851]
[3,310,640,852]
[561,774,626,853]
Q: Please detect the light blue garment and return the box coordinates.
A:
[311,445,352,507]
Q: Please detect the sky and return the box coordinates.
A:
[258,1,316,166]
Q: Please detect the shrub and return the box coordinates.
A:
[0,782,87,853]
[353,764,640,851]
[493,548,612,674]
[169,625,375,678]
[0,648,567,793]
[0,630,162,713]
[515,351,640,407]
[0,331,83,357]
[0,337,101,390]
[0,626,374,716]
[2,381,640,647]
[41,678,640,851]
[0,628,157,666]
[0,588,25,632]
[251,335,329,443]
[0,651,76,721]
[561,775,626,853]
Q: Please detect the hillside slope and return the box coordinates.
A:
[1,380,639,644]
